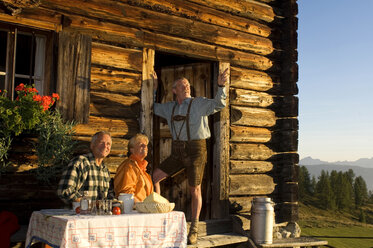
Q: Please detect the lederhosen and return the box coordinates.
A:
[171,98,195,155]
[158,98,207,186]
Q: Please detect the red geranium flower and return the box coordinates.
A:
[27,88,38,93]
[33,95,42,102]
[41,95,53,111]
[52,93,60,101]
[15,83,25,92]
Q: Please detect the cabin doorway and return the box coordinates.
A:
[153,53,223,221]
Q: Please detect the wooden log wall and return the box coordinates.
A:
[0,0,299,227]
[74,42,143,174]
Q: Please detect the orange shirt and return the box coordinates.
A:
[113,155,153,202]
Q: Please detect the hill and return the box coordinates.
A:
[298,201,373,248]
[300,156,373,168]
[299,157,373,191]
[299,201,373,228]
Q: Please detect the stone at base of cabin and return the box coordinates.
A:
[281,230,291,238]
[273,222,301,239]
[285,222,301,238]
[273,231,282,239]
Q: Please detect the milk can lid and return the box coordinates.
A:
[253,197,272,203]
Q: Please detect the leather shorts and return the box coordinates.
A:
[158,139,207,186]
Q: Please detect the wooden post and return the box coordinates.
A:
[211,62,230,219]
[141,48,155,161]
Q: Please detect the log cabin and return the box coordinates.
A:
[0,0,300,247]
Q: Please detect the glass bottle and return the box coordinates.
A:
[80,191,89,215]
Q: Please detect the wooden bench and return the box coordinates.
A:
[247,237,328,248]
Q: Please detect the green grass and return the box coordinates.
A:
[298,202,373,248]
[301,226,373,248]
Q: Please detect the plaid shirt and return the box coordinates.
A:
[57,152,110,203]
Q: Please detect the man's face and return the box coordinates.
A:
[172,79,191,101]
[130,138,148,161]
[91,134,112,160]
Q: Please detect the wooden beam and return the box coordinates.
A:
[140,48,155,143]
[54,11,272,70]
[211,62,230,219]
[0,8,61,31]
[91,42,142,71]
[271,96,298,117]
[91,66,141,94]
[231,106,276,127]
[89,104,139,119]
[186,0,275,23]
[74,116,139,137]
[230,143,273,160]
[230,174,276,195]
[230,88,273,107]
[230,160,273,174]
[118,0,272,37]
[41,0,274,55]
[230,67,274,92]
[73,136,128,157]
[230,126,271,143]
[230,196,255,213]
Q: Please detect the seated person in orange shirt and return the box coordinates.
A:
[114,133,153,202]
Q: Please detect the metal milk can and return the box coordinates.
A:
[118,193,134,214]
[250,197,274,244]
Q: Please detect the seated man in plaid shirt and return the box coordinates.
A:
[58,131,112,204]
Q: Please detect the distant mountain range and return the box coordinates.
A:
[299,157,373,191]
[300,156,373,168]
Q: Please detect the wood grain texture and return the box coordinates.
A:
[91,66,141,94]
[91,42,142,71]
[231,105,276,127]
[230,174,275,195]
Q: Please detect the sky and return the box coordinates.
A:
[297,0,373,162]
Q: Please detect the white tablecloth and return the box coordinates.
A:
[25,209,187,248]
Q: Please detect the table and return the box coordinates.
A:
[25,209,187,248]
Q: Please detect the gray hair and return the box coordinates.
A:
[127,133,149,156]
[172,77,189,88]
[91,131,111,145]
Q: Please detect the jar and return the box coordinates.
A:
[118,193,134,214]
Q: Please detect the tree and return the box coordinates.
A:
[333,172,354,211]
[316,170,335,210]
[369,190,373,204]
[359,209,366,223]
[311,176,317,194]
[354,176,368,207]
[299,166,312,198]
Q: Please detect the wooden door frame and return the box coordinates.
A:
[141,48,155,145]
[141,48,230,219]
[211,62,230,219]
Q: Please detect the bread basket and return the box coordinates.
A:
[136,202,175,213]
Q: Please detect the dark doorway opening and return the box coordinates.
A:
[153,52,216,221]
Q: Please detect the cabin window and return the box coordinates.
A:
[0,24,52,98]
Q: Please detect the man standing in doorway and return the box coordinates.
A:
[152,68,228,244]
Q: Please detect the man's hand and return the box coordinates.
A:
[151,71,158,90]
[217,68,229,87]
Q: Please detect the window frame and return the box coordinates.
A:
[0,23,54,99]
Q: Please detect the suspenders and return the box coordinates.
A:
[171,98,195,141]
